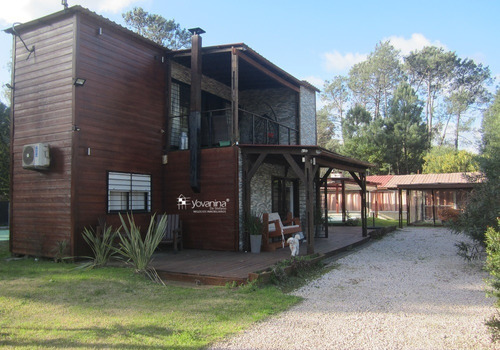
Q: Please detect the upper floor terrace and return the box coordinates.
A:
[166,42,318,151]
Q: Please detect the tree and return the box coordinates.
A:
[341,104,371,139]
[481,89,500,178]
[448,90,500,246]
[321,76,350,141]
[405,47,456,141]
[122,7,191,49]
[341,105,389,173]
[0,102,10,199]
[384,83,428,174]
[445,58,492,150]
[422,146,479,174]
[348,41,404,119]
[316,106,339,151]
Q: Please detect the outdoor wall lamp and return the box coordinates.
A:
[73,78,86,86]
[5,83,14,90]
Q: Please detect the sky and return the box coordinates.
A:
[0,0,498,146]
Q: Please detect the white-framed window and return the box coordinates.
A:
[107,172,151,213]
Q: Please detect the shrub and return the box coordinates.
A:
[437,207,461,222]
[485,219,500,340]
[114,213,167,284]
[81,218,118,268]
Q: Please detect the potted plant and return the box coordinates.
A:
[245,212,264,253]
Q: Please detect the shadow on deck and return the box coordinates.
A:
[151,226,391,286]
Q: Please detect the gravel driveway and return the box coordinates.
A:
[210,227,497,349]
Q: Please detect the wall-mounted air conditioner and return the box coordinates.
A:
[22,143,50,170]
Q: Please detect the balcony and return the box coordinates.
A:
[169,108,299,150]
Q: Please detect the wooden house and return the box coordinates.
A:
[6,6,371,258]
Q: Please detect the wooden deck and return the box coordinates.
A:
[152,226,373,286]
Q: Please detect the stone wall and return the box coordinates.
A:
[299,85,317,145]
[239,88,298,145]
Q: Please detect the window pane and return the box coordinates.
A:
[107,172,151,213]
[109,191,128,211]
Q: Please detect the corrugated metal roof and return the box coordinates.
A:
[383,172,481,189]
[366,175,394,188]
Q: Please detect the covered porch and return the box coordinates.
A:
[240,144,373,254]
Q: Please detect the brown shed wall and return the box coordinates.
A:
[10,15,76,257]
[71,14,166,256]
[10,10,168,258]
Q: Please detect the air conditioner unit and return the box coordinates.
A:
[22,143,50,170]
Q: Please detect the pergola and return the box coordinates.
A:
[240,144,373,254]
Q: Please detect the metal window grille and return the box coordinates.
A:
[108,172,151,213]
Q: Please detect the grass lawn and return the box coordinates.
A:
[0,229,8,241]
[0,241,301,349]
[365,217,405,227]
[329,217,405,227]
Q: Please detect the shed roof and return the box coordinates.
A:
[366,175,394,188]
[384,172,482,190]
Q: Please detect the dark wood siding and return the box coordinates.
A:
[164,146,239,251]
[72,14,166,256]
[10,15,75,257]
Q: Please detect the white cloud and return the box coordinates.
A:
[384,33,447,56]
[302,75,324,90]
[0,0,143,26]
[322,51,367,73]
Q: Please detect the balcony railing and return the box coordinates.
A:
[169,108,299,150]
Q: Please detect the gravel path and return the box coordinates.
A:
[210,227,497,349]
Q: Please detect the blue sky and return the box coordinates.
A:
[1,0,498,107]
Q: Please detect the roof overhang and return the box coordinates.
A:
[239,144,372,173]
[171,44,319,93]
[397,183,476,190]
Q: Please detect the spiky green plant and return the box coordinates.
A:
[81,220,118,268]
[115,213,167,284]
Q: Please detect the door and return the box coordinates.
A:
[272,177,299,219]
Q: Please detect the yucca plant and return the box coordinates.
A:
[115,213,167,284]
[81,218,118,268]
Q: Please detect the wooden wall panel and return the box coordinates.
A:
[164,147,239,251]
[10,15,75,257]
[72,14,166,256]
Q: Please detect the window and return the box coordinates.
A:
[170,80,190,150]
[108,172,151,213]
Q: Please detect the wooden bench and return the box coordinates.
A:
[261,212,302,251]
[157,214,183,251]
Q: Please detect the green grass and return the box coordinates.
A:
[0,229,8,241]
[365,217,405,227]
[0,241,300,349]
[329,217,405,227]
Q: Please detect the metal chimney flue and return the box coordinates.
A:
[188,27,205,193]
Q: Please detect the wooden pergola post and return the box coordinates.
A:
[349,171,368,237]
[341,179,346,223]
[431,189,436,226]
[305,155,315,254]
[406,189,411,226]
[398,188,403,228]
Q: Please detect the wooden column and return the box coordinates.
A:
[398,188,403,228]
[305,155,315,254]
[341,179,346,222]
[322,170,332,238]
[231,48,239,143]
[360,172,367,237]
[431,189,436,226]
[406,189,411,226]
